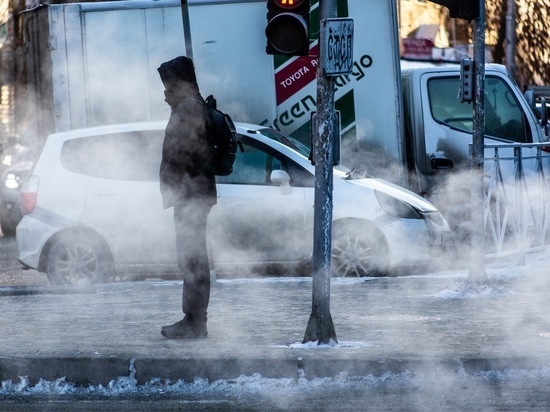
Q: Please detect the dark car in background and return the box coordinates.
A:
[0,160,34,236]
[0,143,34,236]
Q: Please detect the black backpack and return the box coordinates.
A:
[204,95,238,176]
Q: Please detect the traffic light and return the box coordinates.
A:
[429,0,480,22]
[266,0,310,56]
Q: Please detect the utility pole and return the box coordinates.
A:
[505,0,516,79]
[468,0,488,283]
[303,0,354,344]
[180,0,194,60]
[429,0,487,281]
[303,0,338,345]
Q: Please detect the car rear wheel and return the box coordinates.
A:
[46,236,111,286]
[331,223,388,277]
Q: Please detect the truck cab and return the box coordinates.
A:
[402,64,550,198]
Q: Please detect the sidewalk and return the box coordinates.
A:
[1,250,550,386]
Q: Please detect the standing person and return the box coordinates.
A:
[157,56,216,339]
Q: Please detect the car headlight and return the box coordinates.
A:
[4,173,19,190]
[2,154,12,167]
[422,211,447,226]
[374,189,421,219]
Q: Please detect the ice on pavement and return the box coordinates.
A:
[2,249,549,398]
[433,280,515,299]
[278,340,374,349]
[4,363,550,398]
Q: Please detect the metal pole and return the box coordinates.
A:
[180,0,194,60]
[505,0,516,79]
[468,0,488,283]
[303,0,338,345]
[514,146,526,266]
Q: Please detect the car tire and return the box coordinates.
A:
[331,223,389,277]
[0,215,19,237]
[46,235,112,286]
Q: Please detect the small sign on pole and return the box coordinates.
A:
[322,18,354,76]
[310,111,341,166]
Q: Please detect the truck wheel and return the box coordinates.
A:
[46,235,111,286]
[331,224,388,277]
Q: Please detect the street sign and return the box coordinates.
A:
[322,18,354,76]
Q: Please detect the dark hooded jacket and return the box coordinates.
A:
[157,56,217,209]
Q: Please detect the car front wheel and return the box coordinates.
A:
[331,223,388,277]
[46,235,111,286]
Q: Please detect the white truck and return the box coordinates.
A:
[23,0,404,178]
[22,0,550,250]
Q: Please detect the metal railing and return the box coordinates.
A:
[482,143,550,262]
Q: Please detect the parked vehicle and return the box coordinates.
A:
[0,142,34,236]
[16,122,450,285]
[0,160,34,236]
[21,0,549,247]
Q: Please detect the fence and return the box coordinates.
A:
[482,143,550,263]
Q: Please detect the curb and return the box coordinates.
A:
[2,355,549,387]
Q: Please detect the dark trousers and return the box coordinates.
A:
[173,200,213,320]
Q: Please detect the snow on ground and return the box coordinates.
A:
[433,280,515,299]
[4,362,550,399]
[2,248,549,399]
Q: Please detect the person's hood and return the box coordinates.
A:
[157,56,201,107]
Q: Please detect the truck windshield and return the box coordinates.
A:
[428,76,528,143]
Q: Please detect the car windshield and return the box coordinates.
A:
[255,128,311,158]
[251,127,354,177]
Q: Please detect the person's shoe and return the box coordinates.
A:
[161,317,208,339]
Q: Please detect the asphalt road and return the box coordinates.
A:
[3,234,550,411]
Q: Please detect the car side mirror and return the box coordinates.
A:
[525,89,536,111]
[270,169,292,195]
[525,89,549,132]
[540,97,548,129]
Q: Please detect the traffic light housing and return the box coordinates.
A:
[429,0,480,22]
[266,0,310,56]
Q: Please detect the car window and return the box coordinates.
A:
[61,130,164,181]
[428,76,528,143]
[257,128,311,158]
[428,77,473,132]
[216,142,282,185]
[216,137,314,187]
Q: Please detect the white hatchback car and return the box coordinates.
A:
[17,121,450,285]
